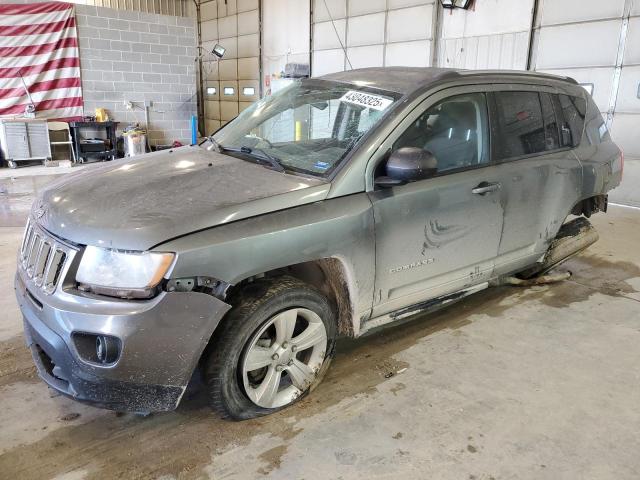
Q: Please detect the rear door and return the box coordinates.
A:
[488,87,583,276]
[367,87,504,317]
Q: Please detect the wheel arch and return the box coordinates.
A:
[227,257,359,337]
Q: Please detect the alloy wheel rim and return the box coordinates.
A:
[241,308,327,409]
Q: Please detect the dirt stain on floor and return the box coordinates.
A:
[0,335,38,387]
[0,294,486,479]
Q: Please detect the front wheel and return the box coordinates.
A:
[201,276,337,420]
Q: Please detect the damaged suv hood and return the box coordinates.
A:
[36,146,329,250]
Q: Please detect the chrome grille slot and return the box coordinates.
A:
[34,242,52,287]
[18,218,74,296]
[44,250,66,294]
[26,233,41,276]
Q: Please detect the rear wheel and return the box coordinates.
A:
[201,276,337,420]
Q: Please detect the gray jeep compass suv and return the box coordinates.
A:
[15,67,623,419]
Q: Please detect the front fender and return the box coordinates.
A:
[157,194,376,334]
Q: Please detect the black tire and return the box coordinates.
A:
[201,275,337,420]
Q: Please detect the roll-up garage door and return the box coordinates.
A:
[200,0,260,134]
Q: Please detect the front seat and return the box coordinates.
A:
[423,101,478,171]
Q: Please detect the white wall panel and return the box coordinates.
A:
[218,15,238,38]
[439,31,528,70]
[535,21,621,69]
[346,45,384,68]
[238,33,259,57]
[237,0,258,13]
[614,66,640,113]
[238,10,259,36]
[220,37,238,59]
[388,0,432,8]
[538,67,615,112]
[540,0,625,26]
[201,1,218,21]
[623,17,640,66]
[312,1,435,75]
[610,114,640,156]
[346,13,386,47]
[312,49,345,76]
[314,20,346,50]
[313,0,346,22]
[633,2,640,16]
[387,5,433,43]
[385,40,431,67]
[262,0,310,93]
[201,19,218,42]
[441,0,533,38]
[238,57,259,79]
[349,0,386,16]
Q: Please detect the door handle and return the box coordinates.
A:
[472,182,501,195]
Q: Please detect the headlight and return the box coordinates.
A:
[76,246,175,299]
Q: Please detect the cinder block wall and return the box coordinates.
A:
[75,5,197,146]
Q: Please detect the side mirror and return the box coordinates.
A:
[375,147,437,188]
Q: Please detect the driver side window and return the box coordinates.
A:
[393,93,490,174]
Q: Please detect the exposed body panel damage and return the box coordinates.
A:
[15,67,623,414]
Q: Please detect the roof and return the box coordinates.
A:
[319,67,578,96]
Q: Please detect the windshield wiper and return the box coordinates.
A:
[222,145,285,172]
[206,134,222,152]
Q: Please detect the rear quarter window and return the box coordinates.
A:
[492,91,546,160]
[557,94,587,147]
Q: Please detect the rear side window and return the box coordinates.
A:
[492,91,546,160]
[557,94,587,147]
[540,93,560,150]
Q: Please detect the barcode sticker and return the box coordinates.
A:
[339,91,393,111]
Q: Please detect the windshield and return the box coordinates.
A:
[211,79,400,177]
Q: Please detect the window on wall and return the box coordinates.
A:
[492,91,546,160]
[393,93,489,173]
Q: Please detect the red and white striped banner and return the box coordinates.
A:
[0,2,83,122]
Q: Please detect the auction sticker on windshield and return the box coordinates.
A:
[339,91,394,111]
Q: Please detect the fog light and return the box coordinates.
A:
[96,335,119,364]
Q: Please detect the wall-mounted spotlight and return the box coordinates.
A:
[440,0,473,9]
[212,44,226,59]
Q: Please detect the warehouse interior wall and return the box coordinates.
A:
[532,0,640,205]
[199,0,260,134]
[438,0,533,70]
[311,0,437,76]
[76,4,197,146]
[3,0,197,146]
[262,0,310,93]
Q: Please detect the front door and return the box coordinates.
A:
[367,89,504,318]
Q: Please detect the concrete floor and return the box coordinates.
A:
[1,173,639,480]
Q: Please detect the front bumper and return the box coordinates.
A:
[15,270,230,412]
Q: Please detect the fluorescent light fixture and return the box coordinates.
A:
[580,83,594,95]
[223,87,234,95]
[212,44,225,58]
[206,87,216,95]
[242,87,255,96]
